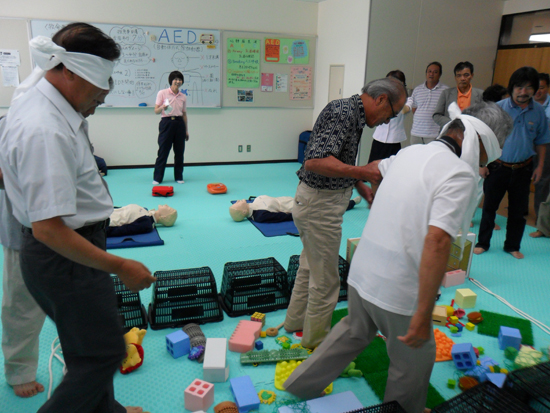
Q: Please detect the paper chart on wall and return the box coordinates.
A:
[264,38,309,64]
[290,66,312,100]
[226,38,260,88]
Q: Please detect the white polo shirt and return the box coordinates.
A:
[0,78,113,229]
[373,97,413,144]
[347,141,476,316]
[411,82,449,138]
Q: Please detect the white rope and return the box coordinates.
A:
[47,337,67,399]
[469,277,550,336]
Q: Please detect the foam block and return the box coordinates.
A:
[451,342,477,370]
[166,330,190,359]
[184,379,214,412]
[229,376,260,412]
[486,373,507,388]
[432,306,447,326]
[278,390,362,413]
[455,288,477,308]
[498,326,522,350]
[203,338,229,383]
[229,320,262,353]
[442,269,466,288]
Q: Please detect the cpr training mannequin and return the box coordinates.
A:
[106,204,177,237]
[230,195,361,223]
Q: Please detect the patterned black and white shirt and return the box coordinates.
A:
[297,94,366,190]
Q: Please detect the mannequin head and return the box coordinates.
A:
[152,205,178,226]
[229,200,251,222]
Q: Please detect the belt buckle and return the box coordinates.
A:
[171,116,176,120]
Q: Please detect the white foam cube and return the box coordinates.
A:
[203,338,229,382]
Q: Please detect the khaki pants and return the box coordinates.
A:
[284,182,352,348]
[284,286,436,413]
[2,246,46,385]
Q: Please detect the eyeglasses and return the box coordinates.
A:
[387,98,398,120]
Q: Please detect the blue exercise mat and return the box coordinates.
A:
[106,227,165,249]
[230,200,299,237]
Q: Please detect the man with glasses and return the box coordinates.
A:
[433,61,483,129]
[284,77,407,349]
[475,67,549,258]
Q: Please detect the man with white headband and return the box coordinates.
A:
[0,23,154,413]
[284,101,513,413]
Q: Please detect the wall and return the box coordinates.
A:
[312,0,370,121]
[358,0,505,164]
[1,0,318,166]
[503,0,550,15]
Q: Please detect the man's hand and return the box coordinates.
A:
[355,181,374,206]
[479,166,489,179]
[532,166,544,184]
[116,260,156,292]
[397,311,432,348]
[357,160,382,184]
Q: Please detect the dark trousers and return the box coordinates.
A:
[368,139,401,163]
[476,161,533,252]
[153,117,186,183]
[19,227,126,413]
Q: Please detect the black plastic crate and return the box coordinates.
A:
[148,267,224,330]
[111,276,148,332]
[505,361,550,412]
[219,257,289,317]
[432,381,535,412]
[287,254,350,302]
[345,400,406,412]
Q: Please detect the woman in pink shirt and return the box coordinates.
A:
[153,71,189,184]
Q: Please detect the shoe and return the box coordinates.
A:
[352,196,361,205]
[152,181,160,185]
[176,180,185,184]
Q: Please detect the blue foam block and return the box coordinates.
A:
[166,330,190,359]
[230,376,260,412]
[486,373,507,388]
[278,390,362,413]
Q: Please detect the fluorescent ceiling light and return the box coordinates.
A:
[529,33,550,42]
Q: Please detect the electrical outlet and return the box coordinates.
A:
[247,145,251,152]
[238,145,243,152]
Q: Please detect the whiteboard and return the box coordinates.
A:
[31,20,221,108]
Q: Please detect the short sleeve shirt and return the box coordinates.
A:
[347,142,477,316]
[0,78,113,229]
[411,82,449,138]
[497,98,550,163]
[156,88,187,117]
[297,95,366,190]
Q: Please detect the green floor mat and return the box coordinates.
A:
[331,308,445,408]
[477,310,534,346]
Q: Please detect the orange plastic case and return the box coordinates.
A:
[207,183,227,194]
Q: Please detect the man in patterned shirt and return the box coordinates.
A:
[284,77,407,349]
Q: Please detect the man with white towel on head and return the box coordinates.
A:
[283,101,513,413]
[0,23,155,413]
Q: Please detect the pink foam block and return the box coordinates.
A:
[228,320,262,353]
[442,270,466,288]
[184,379,214,412]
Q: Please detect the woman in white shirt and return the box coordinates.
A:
[368,70,412,163]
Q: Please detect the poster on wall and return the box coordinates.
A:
[275,74,288,92]
[264,38,309,64]
[237,89,254,102]
[227,38,260,88]
[261,73,274,92]
[290,66,312,100]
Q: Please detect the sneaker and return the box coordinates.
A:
[353,196,361,205]
[152,181,160,185]
[176,180,185,184]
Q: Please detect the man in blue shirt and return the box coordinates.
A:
[475,67,550,258]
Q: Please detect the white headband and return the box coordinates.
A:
[12,36,115,104]
[439,102,502,256]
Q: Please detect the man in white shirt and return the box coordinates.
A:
[410,62,449,145]
[283,101,513,413]
[0,23,155,413]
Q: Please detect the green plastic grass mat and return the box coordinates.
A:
[477,310,534,346]
[331,308,445,408]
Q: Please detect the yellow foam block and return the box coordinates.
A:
[274,360,332,394]
[433,306,448,326]
[455,288,477,309]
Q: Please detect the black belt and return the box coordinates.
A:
[496,157,533,170]
[164,116,183,121]
[22,219,109,237]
